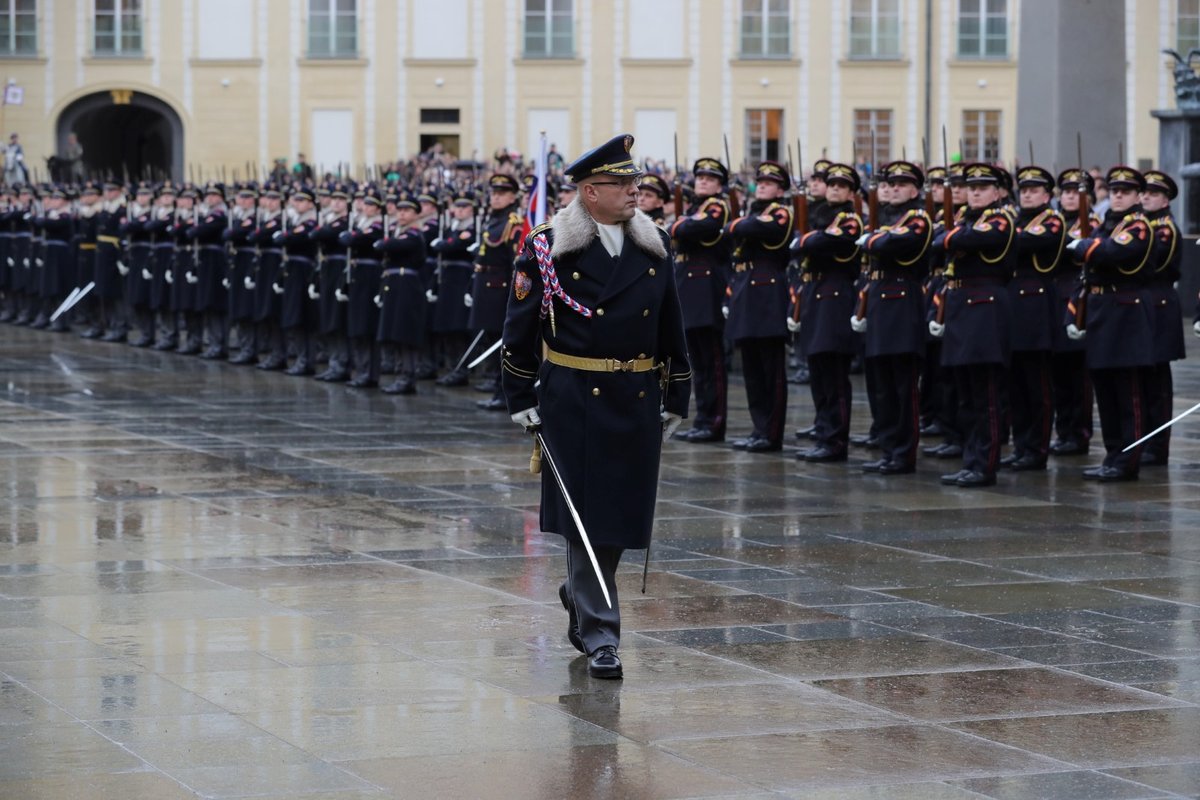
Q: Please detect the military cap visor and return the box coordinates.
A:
[1143,170,1177,199]
[1016,167,1055,189]
[882,161,924,186]
[1106,166,1146,191]
[692,157,729,183]
[824,163,861,191]
[637,174,671,200]
[755,161,790,186]
[962,163,1003,185]
[565,133,644,183]
[811,159,832,178]
[488,174,520,194]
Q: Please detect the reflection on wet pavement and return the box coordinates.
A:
[2,326,1200,798]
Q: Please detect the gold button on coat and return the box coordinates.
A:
[596,308,605,316]
[572,272,581,280]
[642,309,649,317]
[648,268,656,276]
[592,388,600,396]
[638,391,646,398]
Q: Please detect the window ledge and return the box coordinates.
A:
[83,56,151,64]
[949,58,1013,67]
[621,57,694,67]
[840,57,909,66]
[403,58,477,67]
[0,55,44,62]
[513,57,583,65]
[298,57,368,66]
[189,58,263,67]
[733,56,799,64]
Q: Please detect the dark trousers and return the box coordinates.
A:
[1092,366,1149,475]
[351,335,380,383]
[868,353,921,466]
[129,307,155,343]
[686,326,727,436]
[1143,362,1173,463]
[259,323,286,362]
[1052,351,1093,447]
[954,363,1005,476]
[1009,350,1054,461]
[203,312,227,353]
[565,539,623,655]
[321,333,350,371]
[808,351,852,453]
[181,312,203,351]
[922,340,961,445]
[739,336,788,444]
[286,328,315,368]
[156,310,179,346]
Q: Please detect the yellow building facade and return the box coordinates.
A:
[0,0,1186,181]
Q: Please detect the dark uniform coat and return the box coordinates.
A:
[187,208,228,313]
[142,211,175,311]
[119,208,152,308]
[1011,204,1066,352]
[34,210,73,300]
[792,200,862,356]
[93,203,125,301]
[340,214,384,339]
[431,220,476,333]
[168,213,196,313]
[1076,205,1156,370]
[725,198,793,341]
[862,200,932,357]
[310,213,349,335]
[670,196,731,330]
[223,210,258,323]
[250,213,284,324]
[278,215,319,331]
[938,201,1016,367]
[1053,210,1099,353]
[501,202,692,550]
[469,205,523,332]
[1145,208,1186,363]
[75,208,98,291]
[375,223,427,345]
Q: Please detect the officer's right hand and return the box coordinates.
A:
[335,288,349,303]
[116,260,129,276]
[141,268,153,281]
[850,314,867,333]
[1194,320,1200,338]
[222,278,231,289]
[165,270,174,284]
[426,289,438,303]
[854,232,871,247]
[5,257,12,267]
[373,294,383,308]
[185,271,199,284]
[928,320,945,338]
[511,407,541,430]
[308,284,320,300]
[467,242,480,254]
[272,283,285,295]
[1066,323,1086,341]
[244,276,256,290]
[463,293,473,308]
[721,305,729,320]
[786,317,801,334]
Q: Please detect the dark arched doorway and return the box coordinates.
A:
[56,90,184,182]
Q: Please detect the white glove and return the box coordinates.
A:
[222,277,230,289]
[511,407,541,429]
[855,233,871,247]
[34,258,43,267]
[1194,320,1200,338]
[4,257,11,266]
[165,269,174,284]
[308,284,320,300]
[464,293,473,308]
[22,258,29,267]
[1066,323,1086,341]
[721,305,729,320]
[426,289,438,303]
[928,320,945,338]
[244,276,256,290]
[272,283,284,295]
[786,317,801,333]
[116,260,129,276]
[142,268,153,280]
[335,288,349,302]
[467,242,480,254]
[430,238,444,248]
[850,314,867,333]
[661,411,683,442]
[1066,238,1086,253]
[185,271,199,284]
[373,294,383,308]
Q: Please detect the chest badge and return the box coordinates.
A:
[514,271,532,301]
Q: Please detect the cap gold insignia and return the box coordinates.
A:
[1019,169,1039,181]
[698,159,722,171]
[1112,169,1134,182]
[623,135,633,152]
[968,166,990,178]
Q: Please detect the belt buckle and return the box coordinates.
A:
[611,358,636,372]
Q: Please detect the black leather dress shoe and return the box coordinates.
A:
[920,420,947,437]
[79,327,103,339]
[257,357,287,371]
[587,645,623,679]
[788,367,811,385]
[1081,465,1105,480]
[199,348,227,360]
[934,443,963,459]
[683,428,724,443]
[285,363,315,376]
[101,330,127,343]
[745,438,782,453]
[435,368,469,387]
[348,377,379,389]
[1010,455,1047,471]
[559,584,584,654]
[1097,466,1138,483]
[128,336,153,348]
[956,470,996,488]
[849,434,872,447]
[1139,452,1166,467]
[381,378,416,395]
[176,344,201,355]
[476,396,507,411]
[922,443,946,457]
[940,469,968,485]
[474,378,500,393]
[802,446,847,463]
[1050,440,1089,456]
[999,453,1021,467]
[413,364,437,380]
[879,460,916,475]
[862,458,888,473]
[730,437,754,450]
[316,368,350,382]
[153,339,179,351]
[228,351,257,365]
[793,425,817,440]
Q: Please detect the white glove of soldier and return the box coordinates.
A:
[928,320,945,338]
[373,294,383,308]
[1066,238,1087,253]
[430,238,444,249]
[855,233,871,247]
[116,260,129,276]
[142,268,153,281]
[850,314,867,333]
[661,411,683,442]
[272,283,284,295]
[426,289,438,303]
[308,284,320,300]
[165,269,174,284]
[467,242,480,254]
[1066,323,1086,341]
[721,305,729,319]
[244,276,256,290]
[464,293,473,308]
[185,271,199,285]
[786,317,801,334]
[511,407,541,430]
[222,277,231,289]
[34,258,43,267]
[5,257,12,266]
[335,288,349,303]
[1194,320,1200,338]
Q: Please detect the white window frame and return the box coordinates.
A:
[0,0,36,56]
[1179,0,1200,53]
[740,0,790,60]
[523,0,574,59]
[745,108,784,164]
[962,109,1001,162]
[957,0,1008,60]
[94,0,142,57]
[854,109,893,173]
[308,0,358,59]
[849,0,901,59]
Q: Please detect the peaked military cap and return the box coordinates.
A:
[946,163,966,186]
[236,183,259,199]
[926,166,947,185]
[1016,166,1055,190]
[962,163,1003,186]
[638,174,671,200]
[202,181,226,198]
[102,179,122,191]
[755,160,790,187]
[390,191,419,210]
[179,183,199,199]
[158,181,178,197]
[565,133,644,182]
[80,180,101,196]
[262,182,283,200]
[1056,168,1094,195]
[48,185,68,200]
[692,157,729,184]
[1143,170,1178,199]
[133,180,154,195]
[1105,166,1146,192]
[824,162,861,192]
[329,182,352,200]
[488,174,521,194]
[417,190,439,207]
[361,188,384,207]
[452,190,476,206]
[292,185,316,203]
[881,161,924,186]
[811,159,832,179]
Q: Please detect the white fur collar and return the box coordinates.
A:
[550,198,667,260]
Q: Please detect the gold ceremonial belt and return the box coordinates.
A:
[545,348,656,373]
[97,235,121,244]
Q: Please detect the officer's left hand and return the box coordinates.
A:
[272,283,284,295]
[463,293,473,308]
[185,270,199,285]
[721,305,729,319]
[222,278,231,289]
[426,289,437,303]
[1194,320,1200,338]
[373,294,383,308]
[165,270,174,284]
[786,317,801,334]
[854,233,871,247]
[1066,322,1086,341]
[116,260,129,276]
[661,411,683,442]
[928,320,945,338]
[308,284,320,300]
[141,268,153,281]
[850,314,867,333]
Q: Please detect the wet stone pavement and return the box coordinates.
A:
[2,326,1200,799]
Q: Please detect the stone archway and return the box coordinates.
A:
[56,89,184,182]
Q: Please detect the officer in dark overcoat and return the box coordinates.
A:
[72,182,101,335]
[311,182,352,382]
[469,174,524,410]
[169,186,201,353]
[501,133,691,680]
[142,182,178,349]
[94,181,127,341]
[225,185,261,364]
[32,187,74,332]
[188,183,230,359]
[1066,166,1156,482]
[0,188,13,323]
[340,189,385,388]
[858,161,932,474]
[248,185,287,369]
[119,182,155,345]
[1004,166,1066,471]
[670,158,732,443]
[431,191,478,387]
[1139,170,1185,466]
[277,185,321,376]
[725,161,793,452]
[791,163,863,462]
[375,191,428,394]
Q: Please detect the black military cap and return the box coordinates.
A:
[202,181,226,199]
[262,182,283,200]
[236,183,258,198]
[361,189,384,207]
[292,185,316,203]
[638,174,671,201]
[755,160,790,187]
[417,190,439,207]
[159,181,178,197]
[565,133,644,183]
[1056,168,1094,195]
[80,180,101,196]
[330,182,352,200]
[489,174,520,194]
[881,161,924,186]
[1106,166,1146,192]
[962,163,1003,186]
[946,163,966,186]
[1016,166,1055,190]
[824,162,861,192]
[452,191,476,206]
[179,183,199,199]
[48,185,68,200]
[389,191,419,210]
[1144,170,1178,199]
[102,179,122,191]
[811,159,832,179]
[692,157,728,184]
[134,180,154,196]
[926,166,947,185]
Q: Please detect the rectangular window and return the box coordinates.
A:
[309,0,357,59]
[962,109,1001,162]
[740,0,789,59]
[0,0,36,56]
[420,108,461,125]
[412,0,468,59]
[94,0,142,57]
[524,0,573,59]
[1180,0,1200,52]
[198,0,252,59]
[853,109,892,174]
[745,108,783,163]
[849,0,900,59]
[628,0,683,59]
[957,0,1007,59]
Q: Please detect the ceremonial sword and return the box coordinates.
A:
[50,281,95,323]
[453,329,487,373]
[467,336,503,370]
[1123,400,1200,453]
